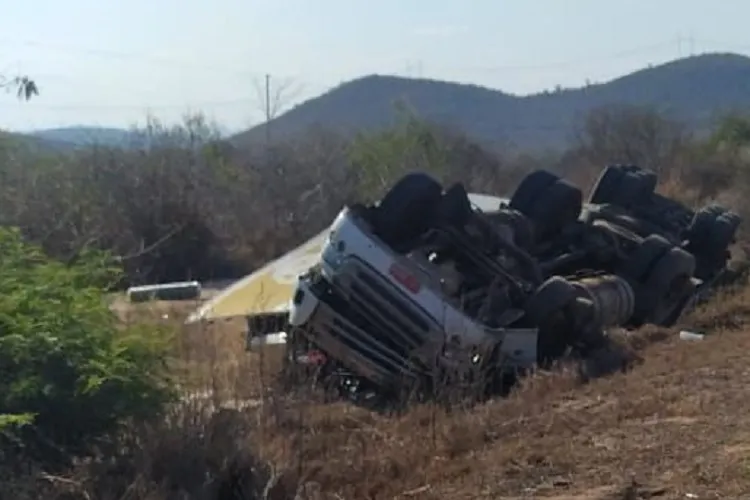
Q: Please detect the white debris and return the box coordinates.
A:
[249,332,288,351]
[679,330,705,341]
[127,281,202,302]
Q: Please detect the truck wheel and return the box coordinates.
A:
[435,182,474,228]
[706,211,740,267]
[717,211,742,250]
[622,236,695,326]
[685,205,740,271]
[529,180,583,240]
[510,170,582,241]
[509,169,558,213]
[589,164,656,207]
[375,172,443,246]
[619,234,672,324]
[583,203,650,237]
[685,204,724,248]
[643,248,696,326]
[589,165,624,204]
[619,234,672,279]
[524,276,578,366]
[489,209,534,249]
[659,282,698,328]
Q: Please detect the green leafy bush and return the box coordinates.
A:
[0,227,176,458]
[349,108,452,200]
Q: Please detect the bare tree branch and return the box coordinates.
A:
[0,75,38,100]
[117,223,188,262]
[575,105,688,175]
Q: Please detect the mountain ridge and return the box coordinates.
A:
[8,53,750,152]
[27,126,137,148]
[231,53,750,150]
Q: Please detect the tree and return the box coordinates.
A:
[576,104,688,175]
[348,103,453,199]
[709,113,750,150]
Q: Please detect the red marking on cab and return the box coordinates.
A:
[297,350,327,366]
[388,263,421,293]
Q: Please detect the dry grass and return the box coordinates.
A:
[90,279,750,500]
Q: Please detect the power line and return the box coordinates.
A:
[0,35,703,77]
[0,97,258,111]
[422,38,683,73]
[0,37,308,83]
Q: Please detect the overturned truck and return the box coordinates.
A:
[247,165,740,406]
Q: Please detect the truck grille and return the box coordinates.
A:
[304,259,440,387]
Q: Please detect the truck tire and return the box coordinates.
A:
[706,211,740,266]
[642,247,696,326]
[619,234,672,282]
[524,276,578,366]
[621,235,696,326]
[685,204,740,272]
[435,182,473,228]
[375,172,443,246]
[509,169,558,213]
[583,203,651,237]
[510,170,583,241]
[530,180,583,240]
[489,209,534,249]
[685,204,724,246]
[589,164,657,207]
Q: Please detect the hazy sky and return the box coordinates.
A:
[0,0,748,132]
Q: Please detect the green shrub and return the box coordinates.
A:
[349,109,452,200]
[0,227,176,460]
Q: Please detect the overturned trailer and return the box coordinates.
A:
[187,166,741,407]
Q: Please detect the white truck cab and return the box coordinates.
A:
[288,205,539,389]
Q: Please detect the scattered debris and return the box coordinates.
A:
[679,330,705,341]
[127,280,202,303]
[248,332,287,351]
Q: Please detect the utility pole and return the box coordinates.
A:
[264,73,271,146]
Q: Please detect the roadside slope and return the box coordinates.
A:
[239,285,750,499]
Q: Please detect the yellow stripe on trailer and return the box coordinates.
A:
[186,230,328,323]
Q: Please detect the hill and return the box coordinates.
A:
[27,126,133,148]
[232,53,750,150]
[0,126,135,153]
[18,125,234,151]
[0,130,78,154]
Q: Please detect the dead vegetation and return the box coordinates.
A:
[5,106,750,498]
